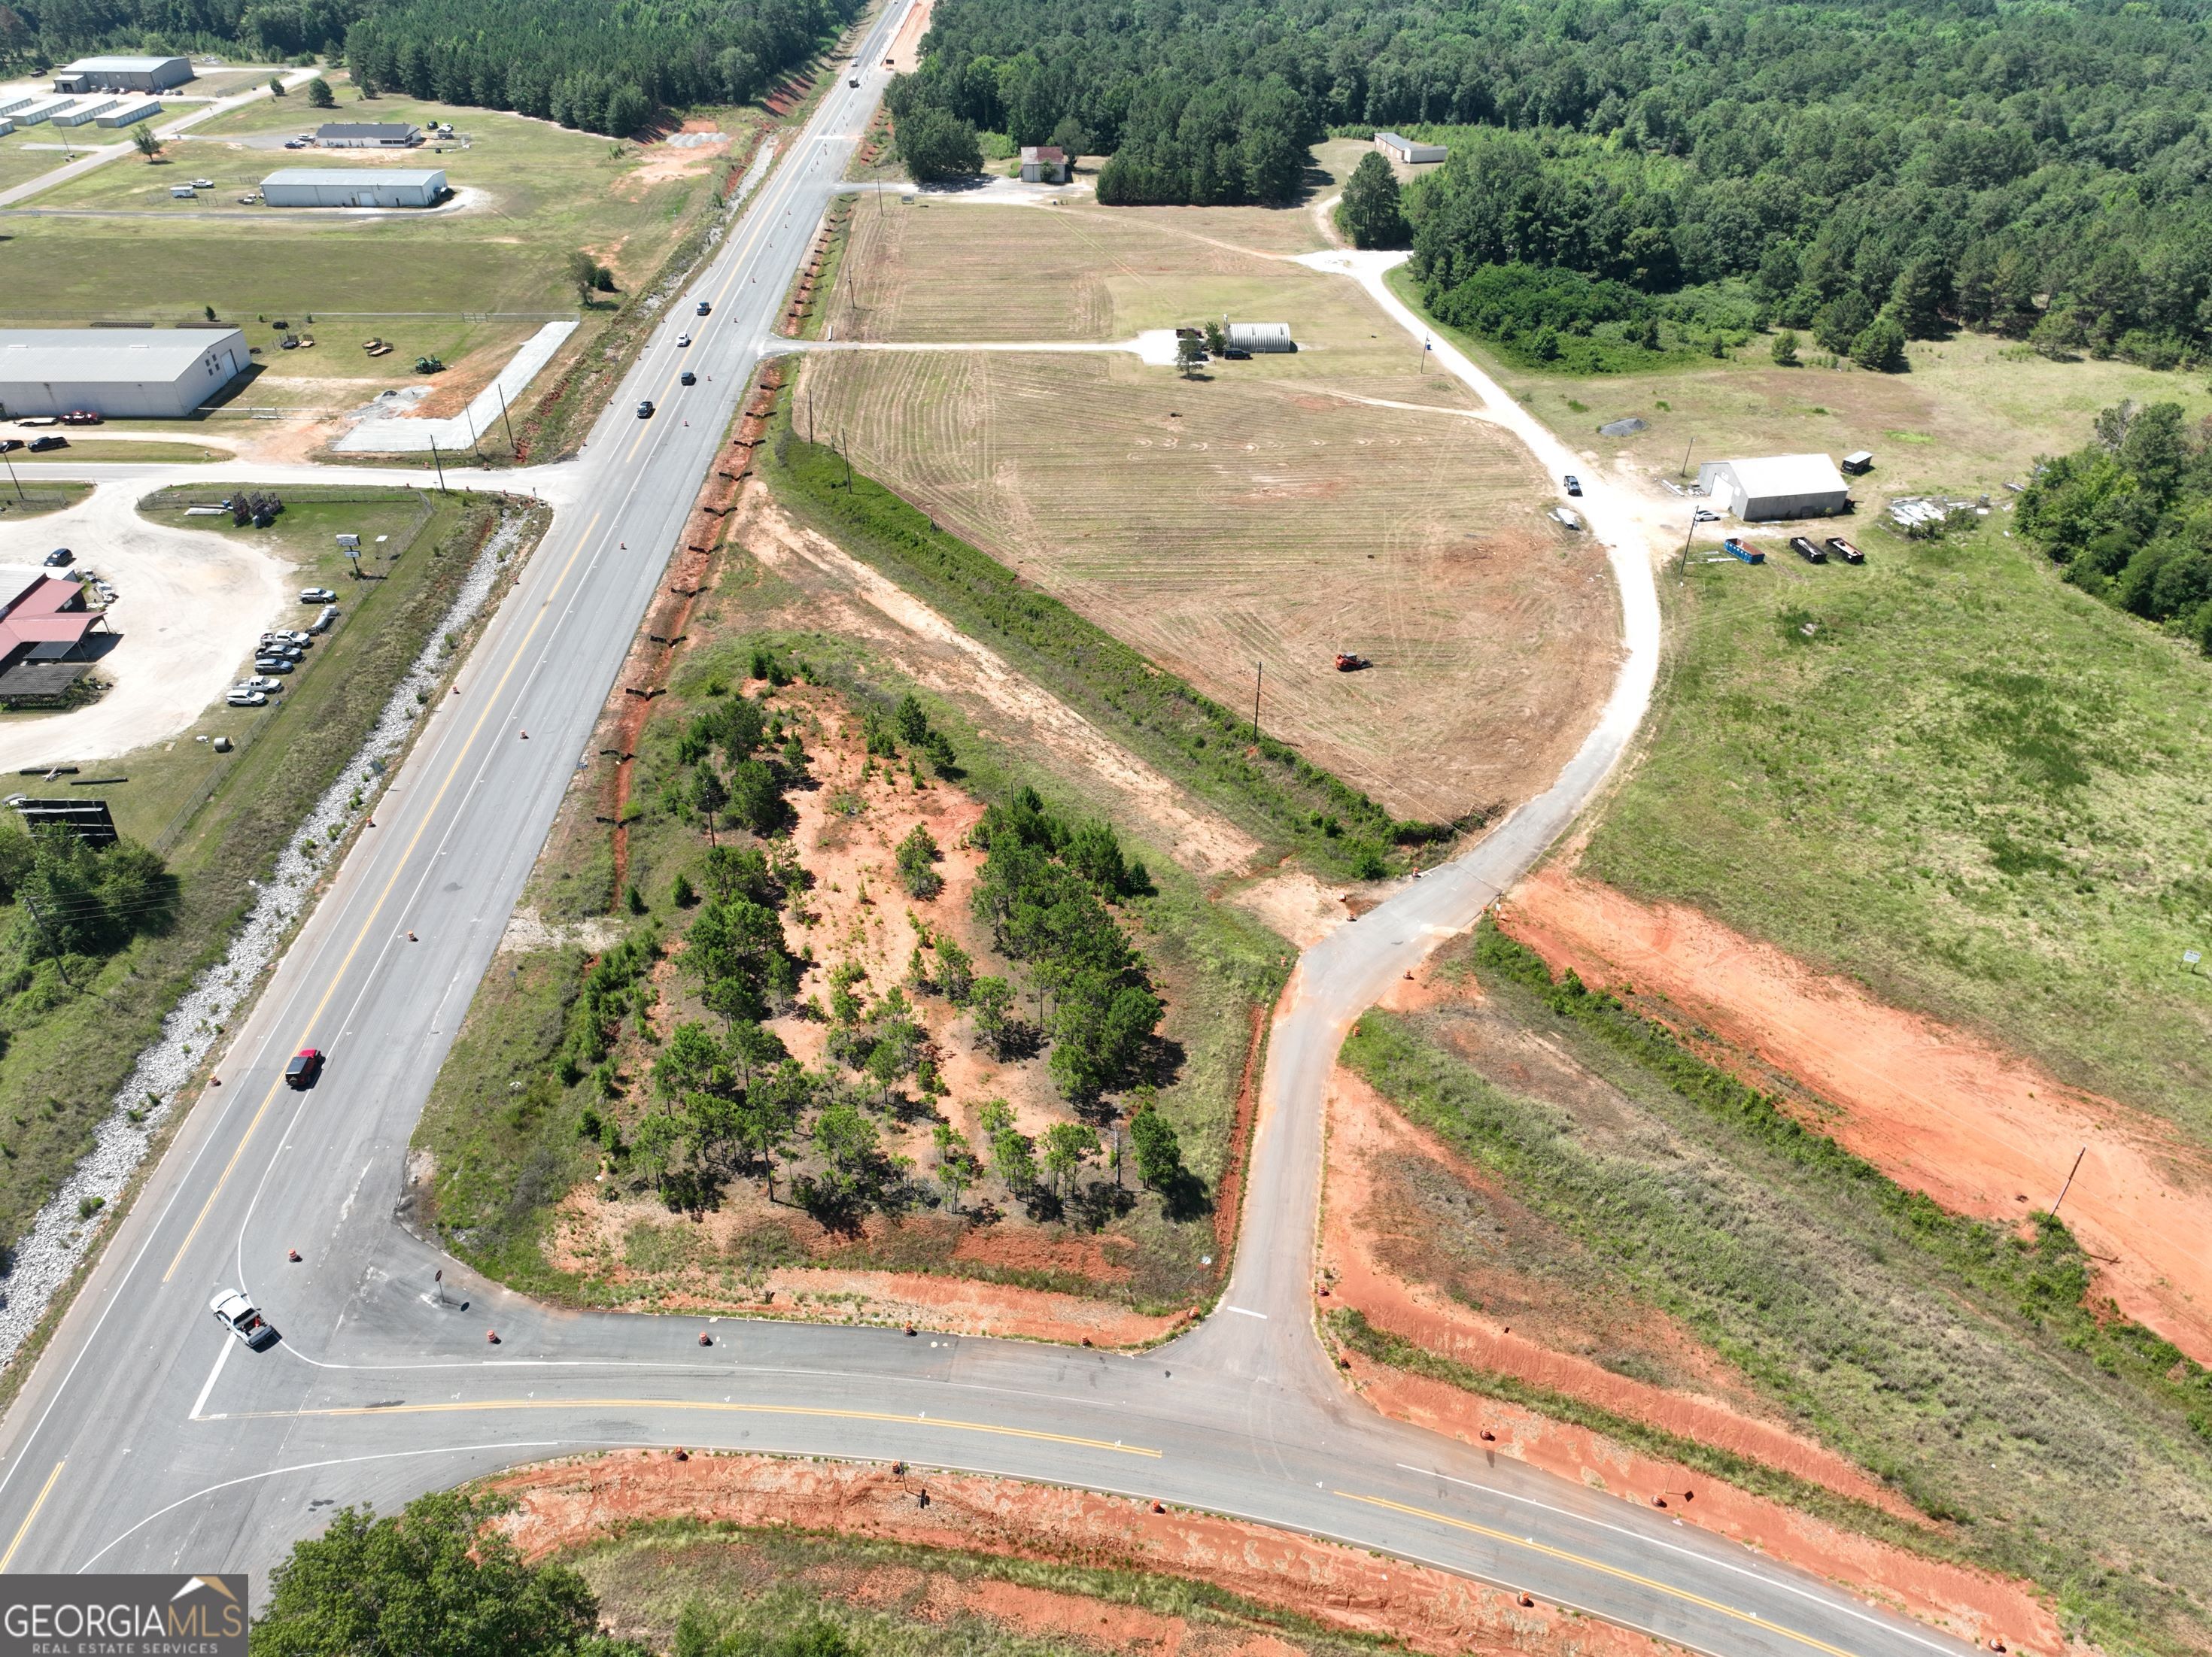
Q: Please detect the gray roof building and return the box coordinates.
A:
[314,121,421,147]
[260,167,447,208]
[53,55,193,92]
[1697,454,1852,521]
[1375,132,1447,164]
[0,327,248,418]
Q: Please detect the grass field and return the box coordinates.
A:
[1569,513,2212,1148]
[0,72,758,426]
[0,482,89,518]
[0,136,71,194]
[1390,266,2212,502]
[573,1520,1390,1657]
[1343,927,2212,1656]
[0,484,511,1262]
[804,205,1608,825]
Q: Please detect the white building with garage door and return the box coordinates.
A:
[0,327,248,417]
[1697,453,1851,520]
[260,167,448,208]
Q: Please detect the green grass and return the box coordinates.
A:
[567,1516,1395,1657]
[0,484,515,1261]
[1572,515,2212,1147]
[1341,927,2212,1657]
[761,399,1432,876]
[9,440,226,463]
[0,482,90,518]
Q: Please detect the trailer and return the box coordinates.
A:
[1722,537,1766,565]
[1823,536,1864,564]
[1788,536,1827,564]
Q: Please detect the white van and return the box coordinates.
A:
[169,184,195,199]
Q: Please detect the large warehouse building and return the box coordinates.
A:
[0,327,248,418]
[53,55,193,93]
[1697,454,1852,520]
[260,167,447,208]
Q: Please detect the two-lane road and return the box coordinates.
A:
[0,32,1988,1657]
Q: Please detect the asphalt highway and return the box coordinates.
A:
[0,32,1983,1656]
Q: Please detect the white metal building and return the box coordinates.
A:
[53,55,193,92]
[1226,321,1295,354]
[51,99,117,126]
[0,328,248,418]
[313,121,421,148]
[95,99,164,126]
[1697,454,1852,521]
[260,167,448,208]
[1374,132,1447,165]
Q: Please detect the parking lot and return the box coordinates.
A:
[0,480,290,769]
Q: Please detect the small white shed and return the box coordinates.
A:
[1226,322,1295,354]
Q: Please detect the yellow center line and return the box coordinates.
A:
[163,508,607,1285]
[0,1460,65,1574]
[214,1398,1159,1457]
[1338,1492,1856,1657]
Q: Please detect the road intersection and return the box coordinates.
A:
[0,21,1980,1656]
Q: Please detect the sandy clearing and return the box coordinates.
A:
[1501,866,2212,1366]
[0,482,291,770]
[1228,867,1349,948]
[1320,1064,1919,1519]
[491,1449,1674,1657]
[740,484,1260,876]
[883,0,935,74]
[1342,1358,2060,1656]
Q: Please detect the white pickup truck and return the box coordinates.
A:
[211,1290,278,1349]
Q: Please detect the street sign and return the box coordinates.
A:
[2186,950,2202,967]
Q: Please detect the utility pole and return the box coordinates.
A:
[2049,1146,2088,1216]
[1250,660,1262,742]
[497,382,515,452]
[21,893,76,990]
[1679,436,1694,480]
[2,447,21,504]
[429,436,448,493]
[1679,513,1697,580]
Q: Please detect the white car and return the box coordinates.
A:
[211,1290,278,1347]
[226,688,268,707]
[299,586,337,604]
[192,177,214,188]
[237,675,283,691]
[676,333,691,347]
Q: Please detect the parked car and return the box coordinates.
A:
[225,688,268,707]
[1692,506,1721,523]
[26,436,65,452]
[0,439,20,454]
[637,399,655,418]
[210,1290,278,1349]
[299,586,337,604]
[191,177,214,188]
[679,369,696,386]
[284,1047,323,1088]
[276,630,311,645]
[1824,536,1864,564]
[1788,535,1827,563]
[1563,474,1582,496]
[284,137,306,147]
[237,675,282,691]
[253,657,295,675]
[43,548,72,567]
[59,411,101,426]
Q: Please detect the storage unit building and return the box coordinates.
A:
[313,121,421,148]
[1697,454,1852,521]
[53,55,193,92]
[1374,132,1447,165]
[7,99,75,126]
[0,327,249,418]
[260,167,448,208]
[51,99,117,126]
[1226,321,1295,354]
[95,99,165,126]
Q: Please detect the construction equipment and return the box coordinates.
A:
[1721,537,1766,564]
[1333,651,1371,672]
[412,354,445,374]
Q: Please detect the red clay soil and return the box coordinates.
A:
[1341,1357,2061,1657]
[1500,866,2212,1366]
[488,1449,1673,1657]
[1208,1002,1271,1270]
[1320,1067,1919,1522]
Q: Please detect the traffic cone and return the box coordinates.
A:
[287,1249,301,1263]
[486,1330,500,1343]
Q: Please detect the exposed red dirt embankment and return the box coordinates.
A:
[1319,1070,2062,1657]
[1501,866,2212,1366]
[489,1449,1672,1657]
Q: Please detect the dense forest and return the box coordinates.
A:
[0,0,856,135]
[887,0,2212,365]
[2020,401,2212,649]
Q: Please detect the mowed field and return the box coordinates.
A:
[0,74,754,419]
[805,205,1614,824]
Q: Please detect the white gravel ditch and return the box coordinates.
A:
[0,509,527,1366]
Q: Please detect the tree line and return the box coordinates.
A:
[2,0,857,138]
[2019,401,2212,651]
[882,0,2212,369]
